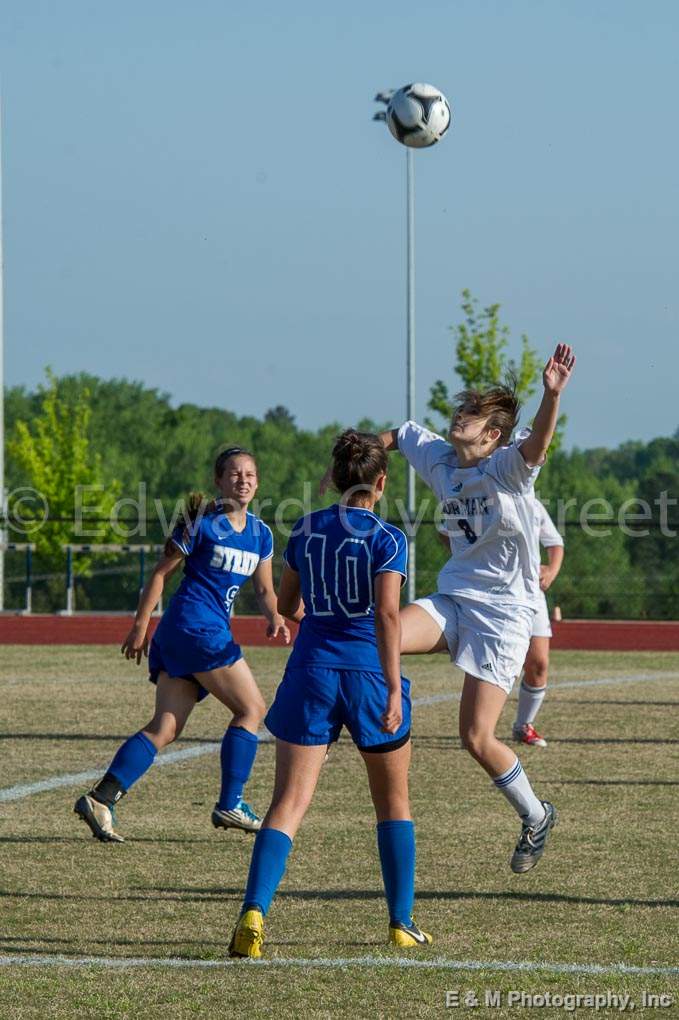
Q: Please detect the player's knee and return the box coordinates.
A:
[523,658,548,686]
[373,794,411,822]
[253,691,267,721]
[267,792,310,830]
[143,718,178,748]
[233,693,266,729]
[459,724,493,761]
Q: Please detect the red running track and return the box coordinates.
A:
[1,614,679,651]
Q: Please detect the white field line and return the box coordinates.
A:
[0,672,676,805]
[415,671,679,709]
[0,737,269,804]
[0,952,677,976]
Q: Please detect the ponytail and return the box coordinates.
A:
[163,491,219,557]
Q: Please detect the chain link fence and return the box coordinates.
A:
[2,518,677,619]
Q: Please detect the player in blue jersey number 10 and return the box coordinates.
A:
[228,430,432,958]
[74,447,289,843]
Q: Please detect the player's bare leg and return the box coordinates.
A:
[458,673,515,776]
[459,673,556,873]
[399,603,448,654]
[195,659,266,734]
[264,740,328,838]
[142,672,200,749]
[513,637,549,747]
[362,739,411,823]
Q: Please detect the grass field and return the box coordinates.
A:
[1,646,678,1018]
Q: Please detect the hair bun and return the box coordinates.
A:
[330,428,388,495]
[335,430,363,460]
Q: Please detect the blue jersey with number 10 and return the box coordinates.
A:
[284,504,408,671]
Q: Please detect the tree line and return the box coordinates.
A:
[3,293,677,618]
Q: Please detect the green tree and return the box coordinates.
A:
[7,369,122,567]
[428,289,541,426]
[536,449,646,618]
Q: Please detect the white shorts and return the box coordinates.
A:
[413,593,535,695]
[531,591,552,639]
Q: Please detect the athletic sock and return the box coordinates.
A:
[493,756,545,826]
[242,827,293,916]
[514,679,547,730]
[90,771,126,808]
[218,726,259,810]
[377,819,415,927]
[92,731,157,803]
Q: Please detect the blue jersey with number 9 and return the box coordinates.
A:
[284,504,407,670]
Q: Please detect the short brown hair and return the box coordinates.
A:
[331,429,387,495]
[453,382,520,446]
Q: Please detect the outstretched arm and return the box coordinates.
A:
[520,343,576,467]
[378,428,399,451]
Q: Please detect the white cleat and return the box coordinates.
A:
[74,794,125,843]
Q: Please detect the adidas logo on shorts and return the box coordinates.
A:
[481,662,493,671]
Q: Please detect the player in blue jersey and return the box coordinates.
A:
[228,430,432,958]
[74,447,289,843]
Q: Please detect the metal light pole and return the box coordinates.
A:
[0,97,5,612]
[405,147,416,603]
[374,93,417,603]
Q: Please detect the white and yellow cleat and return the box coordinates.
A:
[228,909,265,959]
[74,794,125,843]
[212,800,262,834]
[389,919,433,948]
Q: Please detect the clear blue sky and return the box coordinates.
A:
[1,0,677,449]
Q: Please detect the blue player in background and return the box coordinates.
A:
[228,430,432,958]
[74,447,289,843]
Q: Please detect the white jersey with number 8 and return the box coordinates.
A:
[398,420,542,610]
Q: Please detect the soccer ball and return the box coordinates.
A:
[386,83,451,149]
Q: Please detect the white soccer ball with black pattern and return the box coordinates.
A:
[386,83,451,149]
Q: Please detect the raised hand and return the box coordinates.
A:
[543,343,576,395]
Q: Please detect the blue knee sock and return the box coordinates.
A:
[242,827,293,916]
[107,731,157,792]
[377,819,415,926]
[218,725,259,810]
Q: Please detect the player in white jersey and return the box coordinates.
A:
[512,503,565,748]
[375,343,575,873]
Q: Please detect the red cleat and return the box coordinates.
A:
[512,722,547,748]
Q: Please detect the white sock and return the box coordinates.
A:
[493,756,545,826]
[514,680,547,730]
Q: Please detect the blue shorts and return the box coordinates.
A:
[265,666,411,752]
[148,622,242,702]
